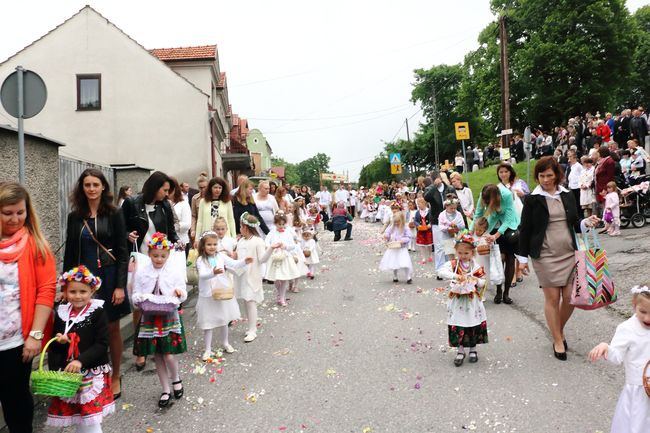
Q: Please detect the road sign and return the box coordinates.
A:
[1,69,47,119]
[389,153,401,164]
[454,122,470,140]
[500,128,513,136]
[390,164,402,175]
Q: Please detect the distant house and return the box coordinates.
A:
[246,129,273,176]
[0,6,221,184]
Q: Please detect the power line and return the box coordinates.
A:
[247,103,410,121]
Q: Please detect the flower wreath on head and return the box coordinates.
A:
[200,230,218,240]
[147,232,172,250]
[454,229,476,248]
[59,265,102,291]
[443,196,460,207]
[631,285,650,294]
[240,212,261,228]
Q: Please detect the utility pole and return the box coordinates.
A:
[499,15,511,149]
[405,118,411,143]
[432,90,440,169]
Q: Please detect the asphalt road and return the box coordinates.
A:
[32,221,648,433]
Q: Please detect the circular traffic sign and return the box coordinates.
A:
[1,69,47,119]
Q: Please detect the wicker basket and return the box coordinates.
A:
[211,286,234,301]
[476,244,491,256]
[387,241,402,249]
[408,222,416,229]
[31,337,83,398]
[303,249,312,258]
[643,361,650,397]
[140,298,178,315]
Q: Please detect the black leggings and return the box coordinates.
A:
[0,345,34,432]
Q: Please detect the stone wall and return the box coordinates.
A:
[0,128,62,250]
[114,167,151,194]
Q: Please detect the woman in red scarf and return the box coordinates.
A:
[0,182,56,433]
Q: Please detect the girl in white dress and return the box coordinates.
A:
[378,212,413,284]
[437,195,466,261]
[300,229,319,279]
[438,232,488,367]
[406,200,417,252]
[265,212,301,306]
[214,217,236,257]
[233,213,274,343]
[589,286,650,433]
[196,231,252,361]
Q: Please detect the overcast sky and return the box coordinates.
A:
[0,0,646,181]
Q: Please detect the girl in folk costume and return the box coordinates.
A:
[233,213,274,343]
[378,212,413,284]
[414,197,433,264]
[438,232,488,367]
[196,231,252,359]
[589,286,650,433]
[47,266,114,432]
[132,233,187,408]
[300,228,319,280]
[437,194,466,261]
[306,204,322,236]
[406,200,417,252]
[213,217,237,256]
[265,212,302,306]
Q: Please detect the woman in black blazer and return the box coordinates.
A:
[63,168,129,398]
[518,157,598,361]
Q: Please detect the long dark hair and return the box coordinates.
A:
[142,171,172,204]
[70,168,116,217]
[204,177,230,202]
[496,162,517,185]
[168,176,183,203]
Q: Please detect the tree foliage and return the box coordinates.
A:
[271,153,330,190]
[358,153,393,188]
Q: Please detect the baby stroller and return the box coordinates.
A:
[619,179,650,228]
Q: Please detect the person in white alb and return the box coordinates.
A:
[566,149,583,215]
[347,184,358,217]
[316,186,332,216]
[335,184,350,210]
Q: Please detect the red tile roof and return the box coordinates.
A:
[150,45,217,61]
[217,72,226,89]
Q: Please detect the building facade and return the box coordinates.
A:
[246,129,273,176]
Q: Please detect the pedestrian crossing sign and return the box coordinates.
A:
[389,153,401,164]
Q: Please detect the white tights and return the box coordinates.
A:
[243,300,258,334]
[418,245,431,261]
[393,268,412,280]
[77,424,102,433]
[203,326,230,353]
[275,280,289,303]
[154,353,180,394]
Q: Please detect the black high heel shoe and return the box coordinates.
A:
[113,377,122,400]
[172,380,184,399]
[563,339,568,351]
[553,344,567,361]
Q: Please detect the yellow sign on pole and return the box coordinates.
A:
[454,122,470,140]
[390,164,402,175]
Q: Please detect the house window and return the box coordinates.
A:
[76,74,101,110]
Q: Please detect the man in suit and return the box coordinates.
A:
[423,172,466,277]
[630,109,648,145]
[180,182,198,204]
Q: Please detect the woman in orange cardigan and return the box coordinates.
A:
[0,182,56,433]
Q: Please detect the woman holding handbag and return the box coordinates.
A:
[518,157,599,361]
[63,168,130,399]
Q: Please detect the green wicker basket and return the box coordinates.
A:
[30,337,83,398]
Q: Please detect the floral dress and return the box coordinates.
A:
[438,259,488,347]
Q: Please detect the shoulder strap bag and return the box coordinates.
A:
[82,219,117,262]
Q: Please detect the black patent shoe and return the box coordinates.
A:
[172,380,184,399]
[158,392,171,408]
[468,352,478,363]
[392,278,399,283]
[454,352,465,367]
[503,296,513,304]
[553,345,567,361]
[494,292,503,304]
[406,279,412,284]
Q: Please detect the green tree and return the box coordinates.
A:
[358,153,393,187]
[626,5,650,108]
[270,157,300,186]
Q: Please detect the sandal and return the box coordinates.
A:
[158,392,171,408]
[516,276,523,283]
[468,352,478,363]
[454,352,466,367]
[135,356,146,372]
[172,380,184,399]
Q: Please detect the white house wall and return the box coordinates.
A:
[0,7,212,184]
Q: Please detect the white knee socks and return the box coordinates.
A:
[217,325,229,347]
[77,423,103,433]
[203,329,213,354]
[245,301,258,334]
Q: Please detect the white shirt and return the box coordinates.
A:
[173,200,192,245]
[335,189,350,206]
[316,190,332,206]
[567,162,583,189]
[0,244,23,351]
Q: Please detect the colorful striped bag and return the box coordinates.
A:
[571,230,617,310]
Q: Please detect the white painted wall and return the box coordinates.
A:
[0,7,212,183]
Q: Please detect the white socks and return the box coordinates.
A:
[245,301,258,334]
[275,280,288,303]
[77,423,102,433]
[203,329,213,354]
[217,325,229,347]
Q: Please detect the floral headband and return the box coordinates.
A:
[631,285,650,295]
[147,232,172,250]
[200,230,218,240]
[59,265,102,291]
[444,197,459,206]
[240,212,261,228]
[454,230,476,247]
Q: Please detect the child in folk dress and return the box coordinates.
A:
[232,213,274,343]
[414,197,433,264]
[300,228,319,279]
[406,200,417,252]
[589,285,650,433]
[438,232,488,367]
[603,181,621,236]
[132,233,187,408]
[472,217,491,285]
[438,194,466,261]
[265,212,302,306]
[46,266,114,432]
[379,212,413,284]
[196,231,252,359]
